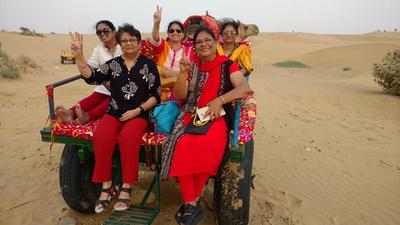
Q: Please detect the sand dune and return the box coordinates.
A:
[1,31,400,225]
[294,43,400,71]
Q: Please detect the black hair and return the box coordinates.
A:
[167,20,184,32]
[193,27,216,43]
[116,23,141,43]
[95,20,116,31]
[220,21,239,35]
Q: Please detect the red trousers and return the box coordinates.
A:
[178,174,209,203]
[92,114,148,184]
[70,92,109,122]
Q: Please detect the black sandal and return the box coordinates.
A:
[175,199,202,223]
[179,204,205,225]
[175,203,185,223]
[95,185,116,213]
[114,187,132,211]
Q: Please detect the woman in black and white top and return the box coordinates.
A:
[70,24,161,213]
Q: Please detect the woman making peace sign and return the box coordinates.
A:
[70,24,161,213]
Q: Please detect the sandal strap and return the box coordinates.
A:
[120,187,132,194]
[101,186,115,195]
[95,199,110,208]
[183,204,196,214]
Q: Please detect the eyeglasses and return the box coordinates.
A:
[168,29,182,34]
[96,28,111,36]
[195,38,214,46]
[222,31,237,36]
[120,39,138,45]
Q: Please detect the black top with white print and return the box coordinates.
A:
[83,54,161,120]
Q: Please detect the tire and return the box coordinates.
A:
[61,57,64,64]
[72,58,76,64]
[59,144,100,213]
[214,139,254,225]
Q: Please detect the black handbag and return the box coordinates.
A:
[184,108,212,134]
[184,62,213,135]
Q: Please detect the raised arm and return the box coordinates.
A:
[70,32,91,78]
[152,6,162,42]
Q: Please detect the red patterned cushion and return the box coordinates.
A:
[238,94,256,144]
[52,96,256,145]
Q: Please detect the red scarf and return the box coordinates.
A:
[195,54,230,108]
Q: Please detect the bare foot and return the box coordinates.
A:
[75,104,90,124]
[55,106,73,122]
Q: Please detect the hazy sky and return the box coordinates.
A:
[0,0,399,34]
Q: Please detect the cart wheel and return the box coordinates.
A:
[72,58,76,64]
[60,57,64,64]
[59,144,100,213]
[214,138,254,225]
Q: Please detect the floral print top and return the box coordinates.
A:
[83,54,161,120]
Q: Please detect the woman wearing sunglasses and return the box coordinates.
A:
[150,6,193,102]
[217,21,253,76]
[56,20,122,124]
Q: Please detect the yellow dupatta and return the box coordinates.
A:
[217,43,253,75]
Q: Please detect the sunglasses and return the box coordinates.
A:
[96,28,111,36]
[168,29,182,34]
[222,31,237,36]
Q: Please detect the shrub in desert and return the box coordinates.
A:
[17,55,40,70]
[19,27,45,37]
[273,60,309,68]
[0,49,20,79]
[372,49,400,96]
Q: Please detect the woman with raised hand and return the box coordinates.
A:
[56,20,122,124]
[217,21,253,76]
[151,6,193,102]
[162,27,252,225]
[70,24,161,213]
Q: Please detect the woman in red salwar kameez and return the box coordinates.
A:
[161,27,252,225]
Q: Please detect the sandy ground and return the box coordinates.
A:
[0,31,399,225]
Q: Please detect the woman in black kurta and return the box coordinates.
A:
[70,24,160,213]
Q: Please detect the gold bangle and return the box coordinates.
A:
[218,96,226,104]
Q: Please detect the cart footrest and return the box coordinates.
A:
[104,206,159,225]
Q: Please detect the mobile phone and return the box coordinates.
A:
[197,106,226,122]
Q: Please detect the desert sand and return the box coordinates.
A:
[0,31,399,225]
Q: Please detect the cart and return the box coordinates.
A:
[40,75,256,225]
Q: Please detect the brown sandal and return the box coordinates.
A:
[114,187,132,211]
[95,185,116,213]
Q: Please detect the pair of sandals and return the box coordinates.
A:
[175,203,205,225]
[95,186,132,213]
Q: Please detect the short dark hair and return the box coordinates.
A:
[95,20,116,31]
[167,20,184,32]
[193,27,216,43]
[116,23,141,43]
[221,21,239,35]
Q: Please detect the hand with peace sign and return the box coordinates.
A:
[69,32,91,77]
[179,49,191,75]
[153,5,162,25]
[69,32,84,58]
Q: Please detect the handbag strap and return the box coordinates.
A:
[192,62,202,106]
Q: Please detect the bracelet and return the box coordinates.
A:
[218,96,226,104]
[138,105,145,113]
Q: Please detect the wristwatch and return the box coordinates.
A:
[138,105,145,113]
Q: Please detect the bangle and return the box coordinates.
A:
[138,105,145,113]
[218,96,226,105]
